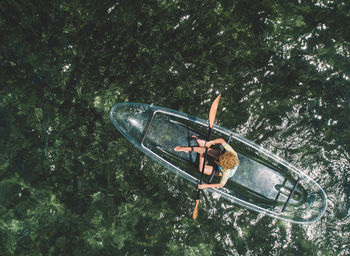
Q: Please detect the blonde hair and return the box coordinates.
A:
[216,152,239,169]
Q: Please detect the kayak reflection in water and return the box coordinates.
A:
[174,136,239,190]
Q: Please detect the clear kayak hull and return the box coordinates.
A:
[110,103,327,224]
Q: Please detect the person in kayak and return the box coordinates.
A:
[174,136,239,190]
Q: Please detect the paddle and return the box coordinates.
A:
[193,94,221,220]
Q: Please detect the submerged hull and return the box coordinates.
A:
[110,103,327,224]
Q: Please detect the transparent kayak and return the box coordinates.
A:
[110,103,327,224]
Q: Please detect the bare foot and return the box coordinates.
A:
[192,135,206,147]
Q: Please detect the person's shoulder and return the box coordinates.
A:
[223,143,234,152]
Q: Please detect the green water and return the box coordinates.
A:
[1,1,349,255]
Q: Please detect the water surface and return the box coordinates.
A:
[1,1,349,255]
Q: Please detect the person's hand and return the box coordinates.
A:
[198,184,207,189]
[174,146,182,151]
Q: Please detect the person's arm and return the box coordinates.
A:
[207,138,226,147]
[198,183,224,189]
[207,138,238,157]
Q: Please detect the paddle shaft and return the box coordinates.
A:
[193,94,220,220]
[281,177,301,212]
[196,127,212,199]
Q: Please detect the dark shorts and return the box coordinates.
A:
[211,162,220,176]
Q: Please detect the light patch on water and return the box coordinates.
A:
[211,191,222,200]
[249,212,265,225]
[231,210,246,238]
[222,211,233,225]
[223,234,234,247]
[299,33,312,50]
[8,219,21,232]
[62,63,71,72]
[326,71,349,81]
[314,114,322,120]
[314,0,334,8]
[283,222,293,248]
[159,212,165,219]
[336,44,350,58]
[282,41,298,59]
[305,222,324,242]
[236,111,260,137]
[184,63,194,69]
[304,55,333,72]
[200,92,216,106]
[180,15,190,22]
[46,126,53,134]
[264,70,275,77]
[94,96,101,108]
[316,23,328,30]
[168,184,181,196]
[169,66,178,74]
[107,3,119,14]
[208,207,218,216]
[174,14,190,29]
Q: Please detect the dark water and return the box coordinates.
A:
[1,1,350,255]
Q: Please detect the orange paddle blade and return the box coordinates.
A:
[209,94,221,128]
[192,199,200,220]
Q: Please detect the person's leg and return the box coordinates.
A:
[197,149,214,175]
[174,135,222,176]
[174,146,208,155]
[174,146,220,175]
[192,135,221,159]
